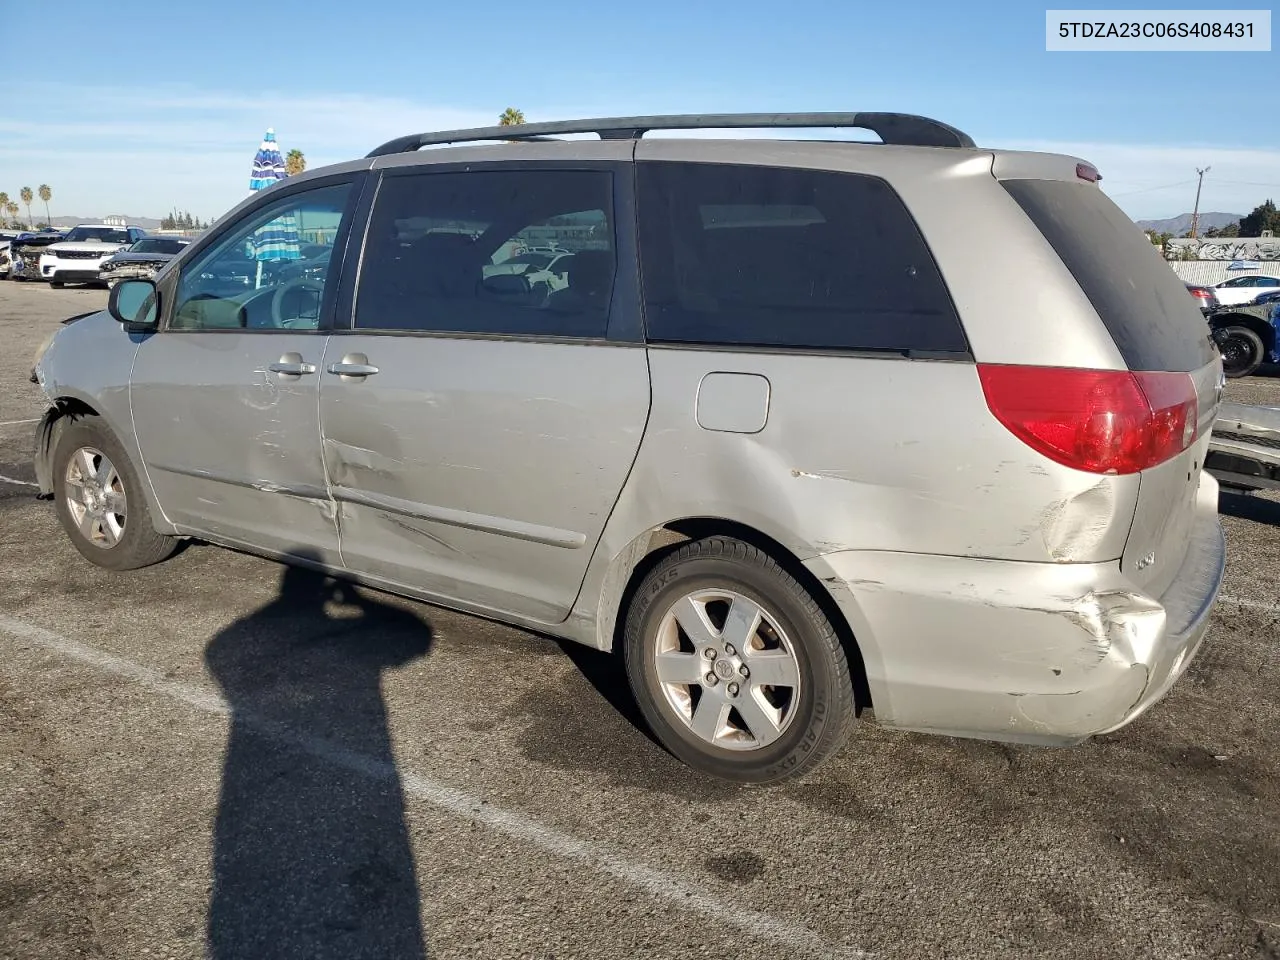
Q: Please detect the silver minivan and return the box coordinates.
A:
[31,113,1227,783]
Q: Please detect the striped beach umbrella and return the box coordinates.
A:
[247,127,301,284]
[250,128,288,190]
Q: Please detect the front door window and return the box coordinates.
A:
[172,183,351,331]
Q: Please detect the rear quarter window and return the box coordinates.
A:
[1001,178,1217,373]
[636,161,969,355]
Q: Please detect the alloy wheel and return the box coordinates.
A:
[652,589,802,751]
[63,446,127,548]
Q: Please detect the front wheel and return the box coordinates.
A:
[52,418,178,570]
[624,537,857,784]
[1217,324,1265,378]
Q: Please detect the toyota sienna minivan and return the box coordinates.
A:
[30,112,1227,783]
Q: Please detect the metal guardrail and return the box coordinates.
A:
[1206,401,1280,492]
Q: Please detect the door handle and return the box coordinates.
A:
[268,352,317,377]
[328,363,380,377]
[328,352,379,379]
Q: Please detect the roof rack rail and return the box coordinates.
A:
[365,112,976,158]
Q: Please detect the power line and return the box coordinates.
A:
[1107,179,1196,198]
[1211,179,1280,188]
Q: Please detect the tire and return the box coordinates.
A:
[1218,325,1265,378]
[52,417,178,571]
[623,536,856,784]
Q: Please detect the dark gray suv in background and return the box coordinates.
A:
[30,113,1227,783]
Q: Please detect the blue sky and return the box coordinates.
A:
[4,0,1277,223]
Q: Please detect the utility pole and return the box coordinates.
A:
[1190,166,1211,238]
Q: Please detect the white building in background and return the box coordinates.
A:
[102,215,128,226]
[1165,231,1280,285]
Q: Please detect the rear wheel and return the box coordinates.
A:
[1218,325,1265,378]
[623,536,856,784]
[52,418,178,570]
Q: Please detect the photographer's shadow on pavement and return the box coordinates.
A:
[204,552,434,959]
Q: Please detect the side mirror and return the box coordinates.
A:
[109,278,159,328]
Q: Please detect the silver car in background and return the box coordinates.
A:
[30,112,1226,783]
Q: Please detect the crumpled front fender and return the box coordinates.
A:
[32,407,60,498]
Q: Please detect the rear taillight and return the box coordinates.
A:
[978,365,1198,475]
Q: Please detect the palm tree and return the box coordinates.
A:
[6,202,18,228]
[19,187,33,229]
[499,107,525,127]
[285,149,306,176]
[38,184,51,226]
[0,193,8,221]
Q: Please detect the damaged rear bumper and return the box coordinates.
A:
[806,471,1225,745]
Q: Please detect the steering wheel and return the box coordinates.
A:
[270,278,324,329]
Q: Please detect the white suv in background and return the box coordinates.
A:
[40,224,146,288]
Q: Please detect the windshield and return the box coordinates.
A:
[64,227,132,244]
[130,238,186,254]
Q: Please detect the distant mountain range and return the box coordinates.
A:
[1134,212,1243,235]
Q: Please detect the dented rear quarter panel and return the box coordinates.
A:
[570,346,1144,650]
[611,347,1137,559]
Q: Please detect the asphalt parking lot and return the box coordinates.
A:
[1,281,1278,960]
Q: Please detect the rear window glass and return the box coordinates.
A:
[1001,179,1216,372]
[636,161,969,355]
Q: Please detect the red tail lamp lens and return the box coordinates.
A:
[978,365,1198,474]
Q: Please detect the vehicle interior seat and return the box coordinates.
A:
[547,249,615,314]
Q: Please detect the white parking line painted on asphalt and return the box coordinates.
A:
[0,614,871,960]
[1218,595,1280,615]
[0,418,40,428]
[0,474,38,488]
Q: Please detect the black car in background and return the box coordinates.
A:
[98,236,193,287]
